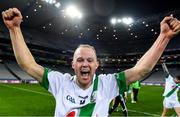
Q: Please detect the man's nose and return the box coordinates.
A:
[82,60,89,66]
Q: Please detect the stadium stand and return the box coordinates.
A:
[0,63,17,80]
[142,67,180,85]
[4,62,36,83]
[168,68,180,77]
[142,69,165,84]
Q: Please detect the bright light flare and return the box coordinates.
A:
[110,18,117,25]
[55,2,61,8]
[110,17,134,25]
[65,5,82,19]
[122,17,133,25]
[42,0,61,8]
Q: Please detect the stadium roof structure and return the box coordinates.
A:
[0,0,180,69]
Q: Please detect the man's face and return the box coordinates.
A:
[72,47,99,88]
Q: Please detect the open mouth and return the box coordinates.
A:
[80,69,90,77]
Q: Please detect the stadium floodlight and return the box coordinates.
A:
[110,18,117,25]
[117,19,122,23]
[110,17,134,25]
[44,0,56,4]
[55,2,61,8]
[65,5,83,19]
[42,0,61,8]
[122,17,133,25]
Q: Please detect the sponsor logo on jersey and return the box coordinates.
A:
[66,110,79,117]
[80,100,85,105]
[66,95,75,103]
[78,95,88,105]
[66,111,75,117]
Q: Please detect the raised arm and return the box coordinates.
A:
[161,63,170,77]
[124,16,180,84]
[2,8,44,82]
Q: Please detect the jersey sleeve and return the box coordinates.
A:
[40,67,67,97]
[40,67,49,90]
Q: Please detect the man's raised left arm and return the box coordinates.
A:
[124,16,180,84]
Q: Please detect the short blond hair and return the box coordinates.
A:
[73,44,97,60]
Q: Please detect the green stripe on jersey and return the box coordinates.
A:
[165,84,180,97]
[79,103,96,116]
[79,75,98,116]
[115,71,127,95]
[40,67,49,90]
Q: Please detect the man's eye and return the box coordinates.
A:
[87,59,94,62]
[77,59,83,62]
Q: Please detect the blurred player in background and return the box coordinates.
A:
[109,94,128,116]
[130,80,141,103]
[161,63,180,116]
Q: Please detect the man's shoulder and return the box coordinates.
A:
[98,73,114,79]
[48,70,73,81]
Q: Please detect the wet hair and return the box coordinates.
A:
[73,44,97,60]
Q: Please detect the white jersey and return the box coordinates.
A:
[40,68,126,117]
[163,75,179,100]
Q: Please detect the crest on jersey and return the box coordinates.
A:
[90,91,97,103]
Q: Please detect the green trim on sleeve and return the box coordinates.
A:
[115,71,127,95]
[40,67,49,90]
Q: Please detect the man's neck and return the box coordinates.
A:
[76,79,92,90]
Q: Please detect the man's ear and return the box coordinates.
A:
[72,61,75,69]
[96,60,99,69]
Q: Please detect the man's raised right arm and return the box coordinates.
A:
[2,8,44,82]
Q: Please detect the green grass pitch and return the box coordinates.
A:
[0,83,179,116]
